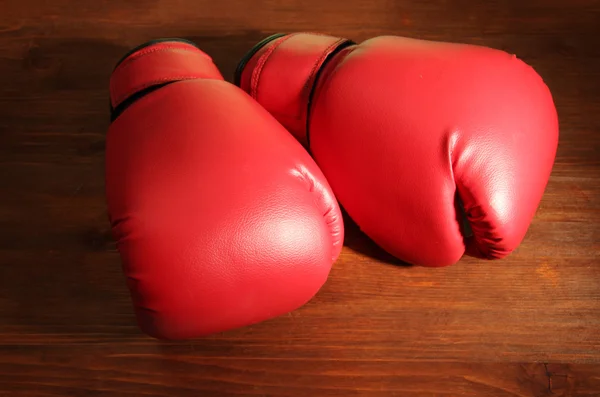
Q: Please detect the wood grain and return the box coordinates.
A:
[1,0,599,396]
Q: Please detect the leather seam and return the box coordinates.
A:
[112,75,201,108]
[303,38,347,94]
[115,45,203,71]
[111,47,206,105]
[250,34,298,101]
[305,41,356,150]
[302,38,348,118]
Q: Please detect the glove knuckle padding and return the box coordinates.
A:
[313,37,557,265]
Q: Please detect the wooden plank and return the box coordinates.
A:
[1,0,599,395]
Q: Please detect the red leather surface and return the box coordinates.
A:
[110,41,221,109]
[105,41,343,339]
[238,34,349,146]
[239,33,558,267]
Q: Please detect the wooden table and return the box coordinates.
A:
[1,1,599,396]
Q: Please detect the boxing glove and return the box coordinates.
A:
[105,39,343,339]
[235,33,558,267]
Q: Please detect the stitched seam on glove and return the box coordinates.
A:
[115,45,204,71]
[112,75,204,109]
[250,34,297,100]
[303,38,347,95]
[302,38,348,124]
[111,47,208,106]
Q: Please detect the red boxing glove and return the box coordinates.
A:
[236,33,558,267]
[106,39,343,339]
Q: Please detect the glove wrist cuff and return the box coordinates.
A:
[109,39,223,112]
[235,33,353,147]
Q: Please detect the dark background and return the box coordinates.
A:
[1,0,599,396]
